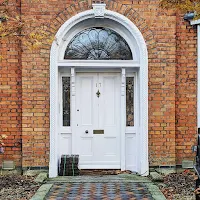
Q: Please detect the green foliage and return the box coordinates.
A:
[159,0,200,19]
[0,134,7,147]
[0,0,54,52]
[1,0,199,52]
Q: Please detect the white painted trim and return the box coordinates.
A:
[58,60,139,68]
[191,19,200,25]
[125,127,137,134]
[191,23,200,129]
[93,3,106,18]
[71,68,76,154]
[121,68,126,171]
[49,43,59,178]
[59,127,72,133]
[80,165,120,169]
[50,7,148,177]
[74,68,122,73]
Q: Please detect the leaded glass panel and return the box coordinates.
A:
[126,77,134,126]
[63,77,70,126]
[64,27,133,60]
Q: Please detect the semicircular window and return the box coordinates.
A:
[64,27,133,60]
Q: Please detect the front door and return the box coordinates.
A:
[75,73,121,169]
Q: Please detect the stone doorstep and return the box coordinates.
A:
[47,174,152,183]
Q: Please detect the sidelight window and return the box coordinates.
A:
[126,77,134,126]
[62,77,70,126]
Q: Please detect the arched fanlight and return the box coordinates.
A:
[64,27,133,60]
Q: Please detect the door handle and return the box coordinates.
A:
[85,130,89,134]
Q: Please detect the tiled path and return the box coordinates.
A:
[44,175,166,200]
[45,182,153,200]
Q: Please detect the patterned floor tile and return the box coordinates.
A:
[45,182,154,200]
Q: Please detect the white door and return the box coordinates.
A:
[75,73,121,169]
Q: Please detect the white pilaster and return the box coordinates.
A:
[71,68,76,154]
[121,68,126,171]
[49,43,59,178]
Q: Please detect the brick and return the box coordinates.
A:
[0,0,197,169]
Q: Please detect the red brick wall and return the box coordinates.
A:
[175,13,197,165]
[0,0,22,167]
[0,0,197,169]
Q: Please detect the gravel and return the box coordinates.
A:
[0,174,41,200]
[159,170,196,199]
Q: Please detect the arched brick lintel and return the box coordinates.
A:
[47,0,156,52]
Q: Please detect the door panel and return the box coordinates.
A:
[76,74,97,162]
[99,74,120,163]
[80,137,93,157]
[79,77,94,125]
[101,77,116,126]
[76,73,121,169]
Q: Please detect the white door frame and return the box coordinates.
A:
[49,5,148,178]
[58,68,137,170]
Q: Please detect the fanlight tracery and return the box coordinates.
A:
[64,27,133,60]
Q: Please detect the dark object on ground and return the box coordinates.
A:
[159,170,195,199]
[59,155,80,176]
[195,180,200,200]
[0,174,40,200]
[194,132,200,200]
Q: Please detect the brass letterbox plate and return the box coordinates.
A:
[93,130,104,134]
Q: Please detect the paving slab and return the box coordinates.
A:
[145,183,166,200]
[31,184,53,200]
[35,172,48,183]
[155,168,176,176]
[149,172,164,182]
